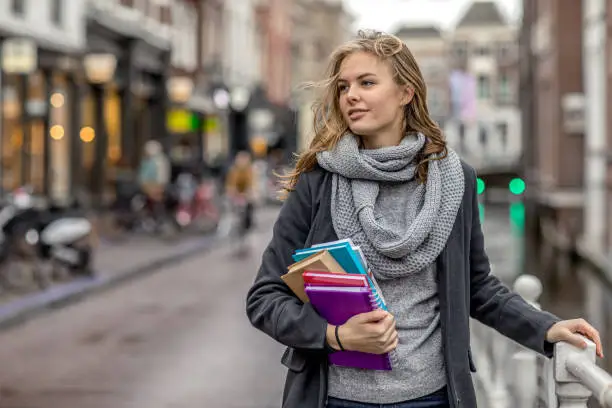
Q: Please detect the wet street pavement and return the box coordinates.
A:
[0,208,285,408]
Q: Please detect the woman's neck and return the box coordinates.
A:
[360,130,404,149]
[359,118,405,149]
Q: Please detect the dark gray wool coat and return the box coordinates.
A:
[246,160,560,408]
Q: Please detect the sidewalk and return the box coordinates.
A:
[0,233,218,330]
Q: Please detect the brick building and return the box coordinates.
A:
[521,0,587,247]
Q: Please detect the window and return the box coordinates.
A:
[51,0,63,26]
[458,123,466,150]
[478,75,490,99]
[475,46,489,56]
[497,122,508,147]
[498,42,511,58]
[12,0,25,15]
[499,75,510,97]
[453,41,467,58]
[479,125,488,146]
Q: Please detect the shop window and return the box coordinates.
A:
[105,88,122,202]
[27,72,48,194]
[1,81,22,191]
[82,91,96,191]
[49,74,70,202]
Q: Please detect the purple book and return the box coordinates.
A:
[305,285,392,371]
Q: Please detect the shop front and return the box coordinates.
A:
[165,75,232,179]
[83,18,171,207]
[0,37,81,203]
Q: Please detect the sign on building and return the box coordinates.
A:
[561,93,585,134]
[2,38,38,74]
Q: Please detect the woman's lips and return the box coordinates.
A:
[348,110,368,120]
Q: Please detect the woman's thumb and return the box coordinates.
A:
[358,309,388,323]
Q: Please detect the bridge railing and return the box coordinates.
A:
[472,274,612,407]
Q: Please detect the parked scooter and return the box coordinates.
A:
[4,188,95,284]
[35,202,95,278]
[0,188,47,292]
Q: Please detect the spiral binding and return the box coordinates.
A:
[366,270,388,311]
[369,290,394,370]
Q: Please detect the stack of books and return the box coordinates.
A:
[281,239,392,371]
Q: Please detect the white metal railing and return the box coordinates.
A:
[471,273,612,407]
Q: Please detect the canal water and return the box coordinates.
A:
[483,201,612,373]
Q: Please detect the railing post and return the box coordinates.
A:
[511,274,544,407]
[554,340,595,408]
[512,349,538,407]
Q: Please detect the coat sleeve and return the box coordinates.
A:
[467,166,561,357]
[246,170,331,353]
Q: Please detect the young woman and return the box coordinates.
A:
[245,30,603,408]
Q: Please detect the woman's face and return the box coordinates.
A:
[337,51,412,141]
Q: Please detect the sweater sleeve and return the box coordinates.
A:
[245,170,331,353]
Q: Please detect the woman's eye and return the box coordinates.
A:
[362,80,374,87]
[338,85,348,93]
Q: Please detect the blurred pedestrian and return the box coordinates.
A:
[225,150,255,236]
[138,140,170,221]
[245,30,603,408]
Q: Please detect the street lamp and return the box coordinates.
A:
[167,76,194,104]
[212,88,230,110]
[230,87,250,112]
[83,53,117,84]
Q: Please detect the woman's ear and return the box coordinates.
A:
[402,87,415,106]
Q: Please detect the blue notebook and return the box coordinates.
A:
[294,241,366,275]
[308,239,368,271]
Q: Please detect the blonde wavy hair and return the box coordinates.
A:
[280,30,447,199]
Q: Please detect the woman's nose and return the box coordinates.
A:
[346,87,360,102]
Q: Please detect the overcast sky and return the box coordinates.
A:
[343,0,521,32]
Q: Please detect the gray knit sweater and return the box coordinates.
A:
[327,182,446,404]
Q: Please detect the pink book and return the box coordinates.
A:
[303,271,368,288]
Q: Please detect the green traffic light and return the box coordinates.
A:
[476,178,485,195]
[509,178,526,195]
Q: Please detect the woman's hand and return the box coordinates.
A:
[546,318,604,358]
[328,310,398,355]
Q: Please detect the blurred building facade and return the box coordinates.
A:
[167,0,227,168]
[395,25,450,129]
[521,0,612,263]
[520,0,585,247]
[219,0,264,159]
[0,0,353,206]
[82,0,173,205]
[445,0,521,169]
[292,0,354,153]
[0,0,87,200]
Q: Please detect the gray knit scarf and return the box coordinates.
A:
[316,132,465,280]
